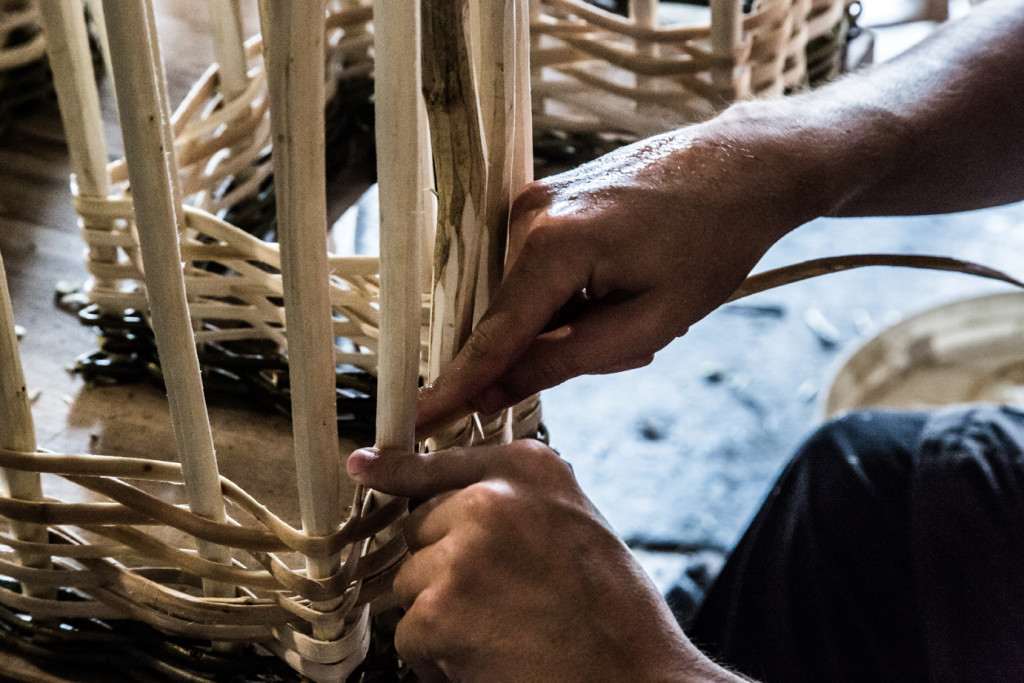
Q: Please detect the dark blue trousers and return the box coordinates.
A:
[689,405,1024,683]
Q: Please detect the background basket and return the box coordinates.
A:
[532,0,852,140]
[0,1,49,134]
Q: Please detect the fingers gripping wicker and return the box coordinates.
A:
[1,0,535,680]
[2,1,401,679]
[531,0,851,139]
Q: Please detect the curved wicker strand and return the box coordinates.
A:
[729,254,1024,302]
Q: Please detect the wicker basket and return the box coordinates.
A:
[0,1,538,680]
[531,0,852,139]
[0,0,852,679]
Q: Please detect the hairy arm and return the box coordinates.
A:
[739,0,1024,216]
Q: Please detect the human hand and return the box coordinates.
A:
[417,112,823,433]
[347,441,742,682]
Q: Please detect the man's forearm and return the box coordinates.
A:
[713,0,1024,221]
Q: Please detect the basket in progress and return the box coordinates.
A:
[0,0,536,679]
[0,0,879,678]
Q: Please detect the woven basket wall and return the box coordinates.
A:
[532,0,851,138]
[0,2,404,681]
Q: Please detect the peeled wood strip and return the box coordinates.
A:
[0,446,184,480]
[0,531,129,559]
[729,255,1024,302]
[272,603,369,664]
[352,558,403,607]
[0,33,45,70]
[93,526,283,592]
[540,0,710,42]
[325,3,374,31]
[0,462,403,558]
[550,63,719,106]
[0,584,127,620]
[75,555,290,625]
[0,497,149,527]
[62,473,406,556]
[73,583,272,640]
[0,553,106,587]
[533,84,681,137]
[273,573,359,625]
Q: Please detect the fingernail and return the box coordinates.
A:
[346,448,380,478]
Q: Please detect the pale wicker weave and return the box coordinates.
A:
[531,0,852,138]
[0,1,536,680]
[0,2,852,677]
[79,4,382,377]
[1,1,404,679]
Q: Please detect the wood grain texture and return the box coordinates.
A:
[374,0,425,454]
[258,0,344,635]
[422,0,487,391]
[102,0,232,597]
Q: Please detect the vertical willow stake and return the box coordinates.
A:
[208,0,248,102]
[529,0,544,131]
[710,0,742,100]
[631,0,659,116]
[422,0,488,443]
[259,1,343,638]
[375,1,424,455]
[0,252,49,596]
[37,0,115,290]
[507,0,544,442]
[102,0,232,599]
